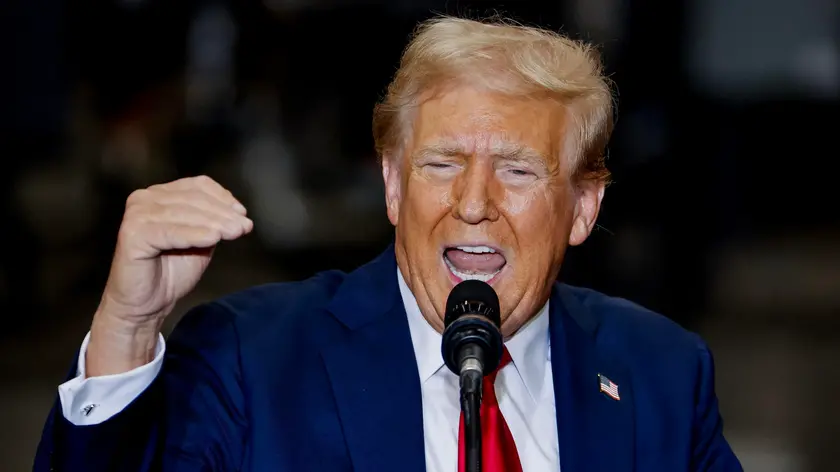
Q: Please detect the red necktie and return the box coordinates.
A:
[457,347,523,472]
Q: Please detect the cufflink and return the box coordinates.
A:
[81,404,98,416]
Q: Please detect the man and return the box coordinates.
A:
[34,16,742,472]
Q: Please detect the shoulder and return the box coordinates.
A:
[171,269,350,351]
[212,269,346,321]
[558,284,718,413]
[558,284,709,365]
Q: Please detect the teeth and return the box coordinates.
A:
[444,257,500,283]
[456,245,496,254]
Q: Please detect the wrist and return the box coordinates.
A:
[87,310,164,377]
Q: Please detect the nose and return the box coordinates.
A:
[452,160,500,224]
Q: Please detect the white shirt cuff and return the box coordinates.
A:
[58,331,165,426]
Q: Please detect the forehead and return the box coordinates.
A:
[409,86,568,165]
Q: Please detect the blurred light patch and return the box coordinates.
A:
[729,436,805,472]
[686,0,839,100]
[710,236,840,315]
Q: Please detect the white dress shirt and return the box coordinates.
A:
[58,271,559,471]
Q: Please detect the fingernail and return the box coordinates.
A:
[233,202,246,213]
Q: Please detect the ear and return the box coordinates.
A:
[381,154,402,226]
[569,179,605,246]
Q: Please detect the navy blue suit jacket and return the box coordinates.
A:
[34,247,742,471]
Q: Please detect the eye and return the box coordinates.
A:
[427,163,454,169]
[420,161,461,179]
[497,165,539,185]
[423,161,462,173]
[503,167,536,179]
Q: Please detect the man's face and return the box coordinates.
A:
[383,86,604,336]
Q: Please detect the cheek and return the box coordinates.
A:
[500,187,570,257]
[401,178,452,234]
[438,188,455,208]
[500,188,536,216]
[500,187,558,232]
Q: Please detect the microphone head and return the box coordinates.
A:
[444,279,501,329]
[441,280,503,376]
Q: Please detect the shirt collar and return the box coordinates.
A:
[504,298,550,402]
[398,269,550,402]
[399,269,446,383]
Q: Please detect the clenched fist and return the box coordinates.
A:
[88,176,253,376]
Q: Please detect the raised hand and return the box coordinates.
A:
[88,176,253,376]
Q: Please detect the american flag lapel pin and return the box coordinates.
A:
[598,373,620,401]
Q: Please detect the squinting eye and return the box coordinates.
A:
[507,168,533,177]
[428,163,453,169]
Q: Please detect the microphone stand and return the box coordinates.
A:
[460,361,483,472]
[441,282,504,472]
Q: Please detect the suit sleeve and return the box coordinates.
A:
[690,340,743,472]
[33,302,248,472]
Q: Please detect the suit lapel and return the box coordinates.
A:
[321,247,426,472]
[550,284,635,472]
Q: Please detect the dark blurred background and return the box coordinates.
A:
[2,0,838,470]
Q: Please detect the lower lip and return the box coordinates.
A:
[443,255,506,285]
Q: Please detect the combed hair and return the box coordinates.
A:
[373,16,614,181]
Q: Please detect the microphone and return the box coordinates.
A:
[441,280,503,472]
[441,279,504,379]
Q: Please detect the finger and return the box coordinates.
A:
[149,191,251,226]
[146,223,224,252]
[140,220,250,255]
[140,203,252,241]
[118,222,221,259]
[160,176,246,215]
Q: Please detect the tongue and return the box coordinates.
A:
[445,249,506,273]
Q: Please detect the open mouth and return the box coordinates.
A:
[443,245,507,283]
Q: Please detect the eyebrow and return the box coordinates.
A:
[413,141,547,164]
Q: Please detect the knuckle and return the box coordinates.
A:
[122,201,158,231]
[193,175,215,186]
[125,188,148,207]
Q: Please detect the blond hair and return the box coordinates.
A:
[372,16,614,181]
